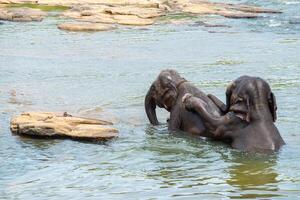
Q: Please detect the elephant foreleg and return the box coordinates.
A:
[168,106,182,132]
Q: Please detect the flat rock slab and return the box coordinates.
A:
[10,112,119,140]
[0,7,46,22]
[113,14,155,25]
[104,6,165,18]
[58,22,116,31]
[76,15,116,24]
[180,2,278,18]
[230,5,282,14]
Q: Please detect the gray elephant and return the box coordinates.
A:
[145,69,224,138]
[182,75,285,152]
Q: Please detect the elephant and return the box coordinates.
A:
[145,69,225,138]
[182,75,285,152]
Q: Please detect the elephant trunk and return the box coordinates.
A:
[145,84,159,125]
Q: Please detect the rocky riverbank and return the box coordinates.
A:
[0,0,282,31]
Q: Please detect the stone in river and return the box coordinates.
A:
[10,112,119,140]
[113,14,155,26]
[57,22,116,31]
[103,6,165,18]
[217,11,259,19]
[232,5,282,14]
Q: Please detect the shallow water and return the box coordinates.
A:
[1,0,300,199]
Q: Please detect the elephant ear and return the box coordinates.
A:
[268,92,277,122]
[245,97,251,123]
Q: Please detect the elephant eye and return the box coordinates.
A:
[234,97,244,104]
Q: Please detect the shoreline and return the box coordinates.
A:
[0,0,282,31]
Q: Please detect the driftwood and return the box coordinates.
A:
[10,112,118,140]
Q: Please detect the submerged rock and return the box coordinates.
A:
[192,21,231,28]
[10,112,119,140]
[232,5,282,14]
[58,22,116,31]
[0,7,46,22]
[289,17,300,24]
[217,11,259,19]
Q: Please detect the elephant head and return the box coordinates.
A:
[225,76,277,122]
[145,69,186,125]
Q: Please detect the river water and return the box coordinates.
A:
[1,0,300,199]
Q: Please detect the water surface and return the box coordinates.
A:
[1,0,300,199]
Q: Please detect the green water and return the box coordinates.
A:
[0,0,300,199]
[7,3,69,12]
